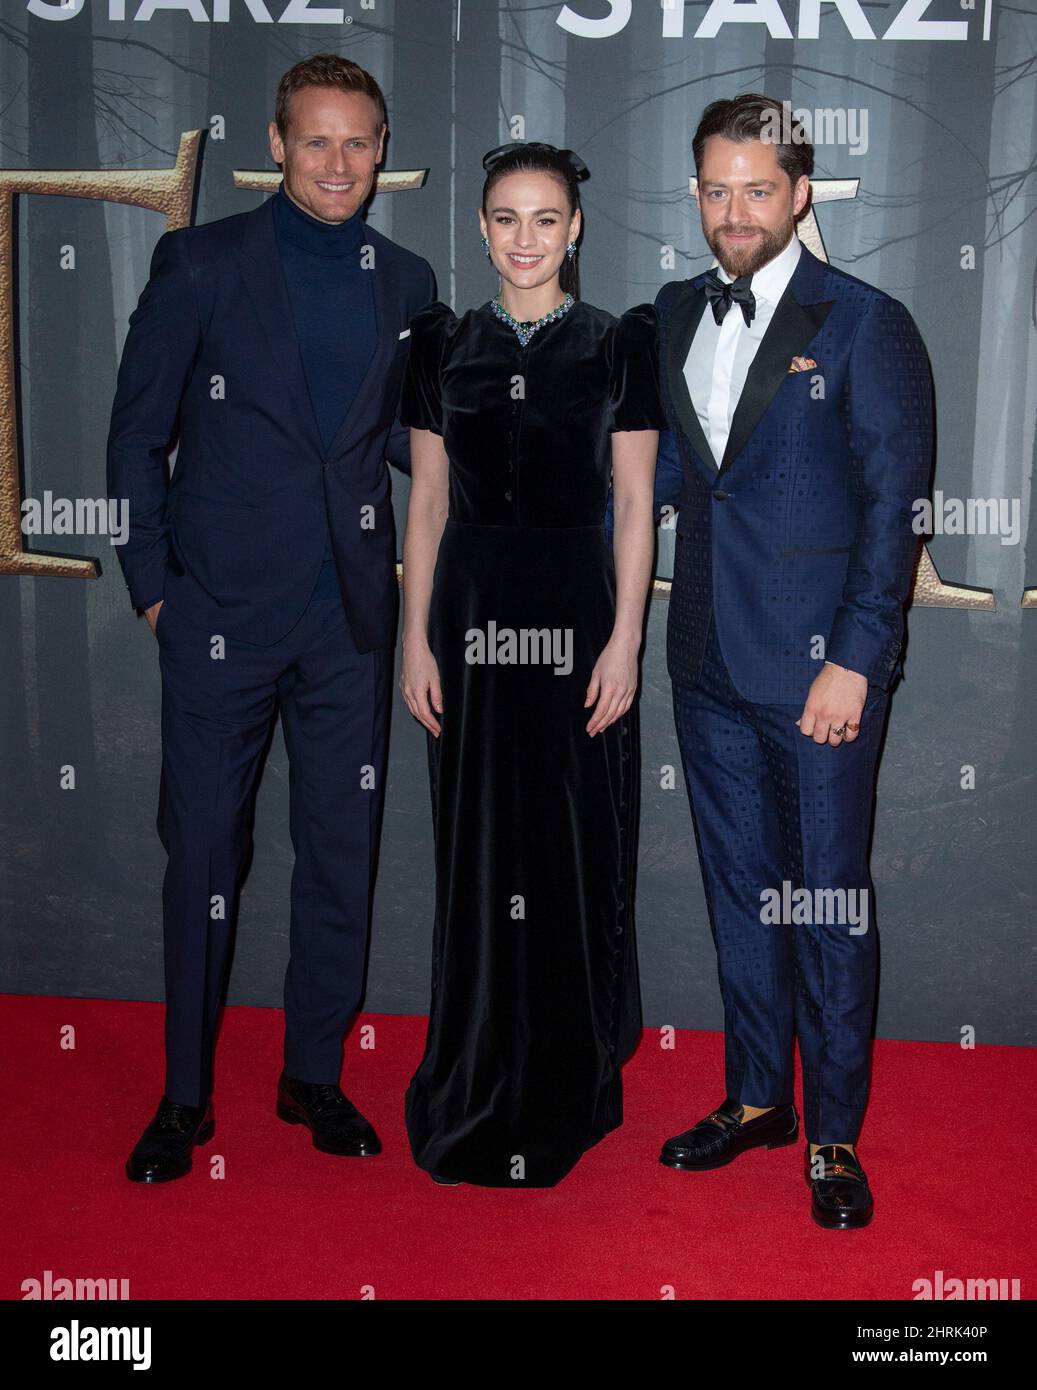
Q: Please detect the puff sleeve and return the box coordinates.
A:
[399,299,455,436]
[607,301,668,433]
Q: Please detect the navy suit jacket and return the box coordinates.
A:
[106,191,436,650]
[641,244,934,704]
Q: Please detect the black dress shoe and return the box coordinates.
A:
[805,1143,873,1229]
[660,1096,799,1171]
[126,1095,215,1183]
[276,1071,381,1156]
[430,1173,462,1186]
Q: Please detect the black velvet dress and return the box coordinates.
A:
[399,296,666,1187]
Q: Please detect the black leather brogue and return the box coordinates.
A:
[805,1143,873,1229]
[125,1095,215,1183]
[276,1071,381,1156]
[660,1096,799,1171]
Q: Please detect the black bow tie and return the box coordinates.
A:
[703,268,756,326]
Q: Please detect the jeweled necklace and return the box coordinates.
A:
[491,291,574,347]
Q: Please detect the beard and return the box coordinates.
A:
[705,218,794,279]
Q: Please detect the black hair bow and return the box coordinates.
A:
[481,141,590,181]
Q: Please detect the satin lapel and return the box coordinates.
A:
[324,240,389,462]
[240,196,324,459]
[717,259,835,477]
[666,281,719,484]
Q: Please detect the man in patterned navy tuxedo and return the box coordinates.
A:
[651,96,934,1227]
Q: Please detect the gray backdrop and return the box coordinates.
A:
[1,1,1034,1044]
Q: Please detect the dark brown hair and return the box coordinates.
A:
[275,54,387,141]
[692,94,813,188]
[481,142,588,298]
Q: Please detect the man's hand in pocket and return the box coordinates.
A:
[144,600,163,637]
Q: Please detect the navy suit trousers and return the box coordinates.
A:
[155,562,391,1107]
[672,613,889,1144]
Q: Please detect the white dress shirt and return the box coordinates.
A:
[684,231,802,468]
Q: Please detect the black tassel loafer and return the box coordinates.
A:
[660,1096,799,1171]
[805,1143,873,1229]
[276,1071,381,1156]
[126,1095,215,1183]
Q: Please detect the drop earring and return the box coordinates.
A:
[566,242,577,259]
[481,235,491,258]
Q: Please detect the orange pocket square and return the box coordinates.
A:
[788,356,817,373]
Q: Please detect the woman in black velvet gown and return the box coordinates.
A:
[398,142,665,1187]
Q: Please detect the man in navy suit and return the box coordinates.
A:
[648,96,933,1227]
[107,55,435,1182]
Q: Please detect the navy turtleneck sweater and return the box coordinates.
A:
[271,180,376,598]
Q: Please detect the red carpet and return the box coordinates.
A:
[2,994,1032,1300]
